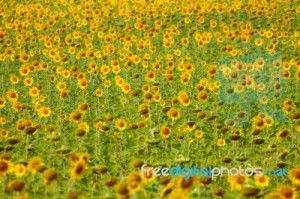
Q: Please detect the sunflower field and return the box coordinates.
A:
[0,0,300,198]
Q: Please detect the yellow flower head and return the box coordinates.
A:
[14,164,26,177]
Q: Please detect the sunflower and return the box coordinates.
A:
[70,111,82,123]
[180,72,191,84]
[131,159,144,168]
[277,185,297,199]
[6,89,18,101]
[178,91,190,106]
[254,37,264,46]
[60,90,68,100]
[88,61,97,72]
[0,129,8,138]
[115,76,125,87]
[43,169,57,185]
[216,138,226,146]
[12,101,23,112]
[56,81,67,92]
[160,126,172,138]
[252,116,264,129]
[295,126,300,133]
[245,76,255,89]
[76,72,85,80]
[14,164,26,177]
[112,65,121,74]
[120,97,127,105]
[234,84,244,93]
[0,159,13,176]
[174,49,181,56]
[181,37,189,47]
[77,78,88,90]
[94,119,105,130]
[105,114,113,122]
[0,117,6,125]
[141,166,155,184]
[127,171,143,194]
[207,65,217,77]
[198,90,208,102]
[115,118,127,131]
[6,180,25,192]
[70,161,87,181]
[127,180,141,194]
[264,116,274,127]
[195,130,203,139]
[121,83,131,93]
[152,93,161,102]
[175,176,194,191]
[145,70,156,82]
[4,48,14,57]
[181,97,190,106]
[23,77,33,86]
[38,107,52,118]
[94,88,103,97]
[152,62,160,70]
[288,168,300,185]
[276,129,290,140]
[228,174,248,191]
[68,47,76,55]
[265,192,285,199]
[77,103,89,113]
[282,104,292,114]
[100,65,110,75]
[39,95,45,102]
[34,102,42,111]
[29,86,39,97]
[69,153,90,165]
[152,85,159,92]
[56,67,64,75]
[160,185,174,198]
[256,83,266,92]
[144,92,153,101]
[28,157,44,174]
[0,97,6,108]
[254,174,270,187]
[19,52,29,63]
[104,80,112,88]
[75,122,90,136]
[142,85,150,92]
[10,74,19,84]
[167,108,180,120]
[137,121,146,128]
[116,181,130,196]
[282,69,291,79]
